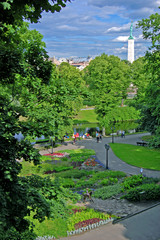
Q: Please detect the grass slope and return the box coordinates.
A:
[110,143,160,170]
[74,109,98,123]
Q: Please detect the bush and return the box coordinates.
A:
[99,177,118,186]
[0,227,36,240]
[148,135,160,148]
[76,179,96,188]
[55,169,93,179]
[121,175,143,190]
[122,183,160,201]
[91,170,126,181]
[59,178,75,188]
[93,184,122,200]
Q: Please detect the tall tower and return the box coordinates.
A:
[128,22,134,63]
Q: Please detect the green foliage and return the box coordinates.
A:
[90,170,126,181]
[0,0,86,238]
[67,208,110,231]
[0,0,71,24]
[55,169,93,179]
[99,177,118,186]
[61,148,95,155]
[148,135,160,148]
[0,227,36,240]
[122,183,160,201]
[106,106,140,123]
[84,54,131,127]
[59,178,75,188]
[136,10,160,139]
[22,175,80,220]
[76,179,96,188]
[48,165,73,173]
[32,217,67,239]
[93,184,122,200]
[121,175,143,190]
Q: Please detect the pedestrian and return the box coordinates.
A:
[96,131,99,143]
[74,136,77,144]
[119,130,122,137]
[99,132,102,141]
[140,167,143,176]
[122,130,125,138]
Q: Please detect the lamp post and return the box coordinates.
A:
[104,144,110,169]
[111,127,115,143]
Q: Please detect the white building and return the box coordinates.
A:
[128,23,134,63]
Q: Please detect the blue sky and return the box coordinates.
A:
[29,0,160,60]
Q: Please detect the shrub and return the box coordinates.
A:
[122,183,160,201]
[93,184,122,200]
[55,169,93,179]
[121,175,143,191]
[61,157,69,162]
[59,178,75,188]
[91,170,126,181]
[148,135,160,148]
[76,179,96,188]
[0,227,36,240]
[99,177,118,186]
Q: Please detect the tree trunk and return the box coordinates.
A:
[102,127,105,136]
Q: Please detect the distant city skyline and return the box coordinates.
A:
[29,0,159,60]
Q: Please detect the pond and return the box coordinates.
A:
[73,121,140,137]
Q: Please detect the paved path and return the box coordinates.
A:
[118,204,160,240]
[76,133,160,178]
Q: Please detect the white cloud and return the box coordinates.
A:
[29,0,159,59]
[57,25,79,31]
[114,46,127,53]
[113,36,129,42]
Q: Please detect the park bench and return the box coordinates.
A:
[137,141,148,146]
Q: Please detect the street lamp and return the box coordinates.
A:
[104,144,110,169]
[111,127,115,143]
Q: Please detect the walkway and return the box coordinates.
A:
[76,133,160,178]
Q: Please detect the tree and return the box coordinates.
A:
[84,54,131,133]
[0,1,74,238]
[0,0,71,24]
[137,9,160,136]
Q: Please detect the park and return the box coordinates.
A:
[0,1,160,240]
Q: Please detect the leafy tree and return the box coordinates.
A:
[84,54,131,133]
[0,0,71,24]
[0,1,75,238]
[137,9,160,137]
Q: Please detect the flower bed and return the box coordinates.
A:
[75,218,104,229]
[84,157,99,167]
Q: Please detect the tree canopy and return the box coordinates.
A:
[137,9,160,137]
[0,1,85,239]
[84,54,131,128]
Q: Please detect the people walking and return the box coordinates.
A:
[122,130,125,138]
[96,131,99,143]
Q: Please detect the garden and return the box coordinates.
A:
[19,147,160,239]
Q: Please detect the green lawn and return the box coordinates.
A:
[109,143,160,170]
[74,109,98,123]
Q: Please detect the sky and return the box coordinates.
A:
[29,0,160,60]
